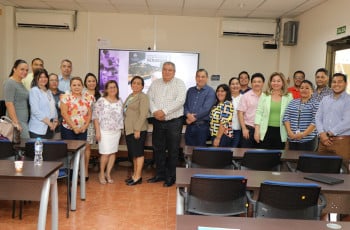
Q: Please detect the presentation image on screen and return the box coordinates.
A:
[99,49,199,101]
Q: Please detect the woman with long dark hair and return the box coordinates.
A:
[209,84,234,147]
[3,59,30,138]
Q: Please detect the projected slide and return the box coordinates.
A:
[99,49,199,100]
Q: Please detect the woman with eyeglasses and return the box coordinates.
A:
[93,80,123,184]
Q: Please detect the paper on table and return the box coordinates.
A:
[198,227,240,230]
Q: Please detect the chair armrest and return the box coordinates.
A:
[286,161,296,172]
[246,190,257,217]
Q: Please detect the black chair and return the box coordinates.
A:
[0,139,15,160]
[23,141,70,218]
[288,154,342,174]
[247,180,326,220]
[181,174,248,216]
[237,149,282,171]
[186,147,234,169]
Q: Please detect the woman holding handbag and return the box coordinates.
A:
[3,59,30,138]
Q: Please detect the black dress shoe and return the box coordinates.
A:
[163,178,175,187]
[125,177,133,183]
[147,176,165,183]
[85,176,89,182]
[127,178,142,186]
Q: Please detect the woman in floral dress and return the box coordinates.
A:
[93,80,124,184]
[60,77,94,140]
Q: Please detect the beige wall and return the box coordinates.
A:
[0,7,285,99]
[2,0,350,99]
[290,0,350,80]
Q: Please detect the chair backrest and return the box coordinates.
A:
[0,140,15,159]
[191,147,233,169]
[256,180,323,220]
[188,174,247,216]
[241,149,281,171]
[297,154,342,173]
[25,141,68,161]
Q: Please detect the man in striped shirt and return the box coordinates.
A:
[147,62,186,187]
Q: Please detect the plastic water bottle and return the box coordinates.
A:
[34,137,43,166]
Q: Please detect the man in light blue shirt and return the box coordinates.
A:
[58,59,73,93]
[184,69,216,146]
[316,73,350,170]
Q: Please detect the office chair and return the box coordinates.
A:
[181,174,248,216]
[247,180,326,220]
[236,149,282,171]
[288,154,342,174]
[0,139,15,160]
[21,141,70,218]
[186,147,234,169]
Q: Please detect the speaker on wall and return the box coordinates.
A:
[283,21,299,46]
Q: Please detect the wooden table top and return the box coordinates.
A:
[176,215,350,230]
[0,160,62,180]
[176,167,350,194]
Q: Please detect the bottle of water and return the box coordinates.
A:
[34,137,43,166]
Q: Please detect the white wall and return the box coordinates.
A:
[0,7,285,99]
[290,0,350,79]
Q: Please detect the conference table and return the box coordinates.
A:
[176,167,350,214]
[15,139,86,211]
[0,160,62,230]
[177,215,350,230]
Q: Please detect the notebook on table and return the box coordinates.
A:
[304,174,344,185]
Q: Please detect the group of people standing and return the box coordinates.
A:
[184,67,350,171]
[3,57,350,188]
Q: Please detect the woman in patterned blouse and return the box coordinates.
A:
[93,80,124,184]
[209,84,234,147]
[60,76,94,140]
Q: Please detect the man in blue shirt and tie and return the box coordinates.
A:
[184,69,216,146]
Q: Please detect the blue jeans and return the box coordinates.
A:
[61,125,87,140]
[185,122,209,146]
[152,117,183,180]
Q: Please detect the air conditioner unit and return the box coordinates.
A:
[221,18,276,38]
[15,8,77,31]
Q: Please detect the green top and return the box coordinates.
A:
[268,100,281,127]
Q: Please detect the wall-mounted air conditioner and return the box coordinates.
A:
[15,8,77,31]
[221,18,276,38]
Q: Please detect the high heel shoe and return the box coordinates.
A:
[99,176,106,185]
[127,177,142,186]
[125,177,133,183]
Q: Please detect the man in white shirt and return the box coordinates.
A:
[147,62,186,187]
[22,58,44,90]
[58,59,73,93]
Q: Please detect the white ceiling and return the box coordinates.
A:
[0,0,328,18]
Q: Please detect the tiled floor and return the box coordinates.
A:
[0,163,176,230]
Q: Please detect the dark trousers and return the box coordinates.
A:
[61,125,87,140]
[289,137,318,151]
[184,122,209,146]
[260,126,285,150]
[152,117,183,180]
[240,125,260,148]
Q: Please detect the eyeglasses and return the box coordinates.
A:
[49,79,58,82]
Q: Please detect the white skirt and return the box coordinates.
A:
[98,129,121,154]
